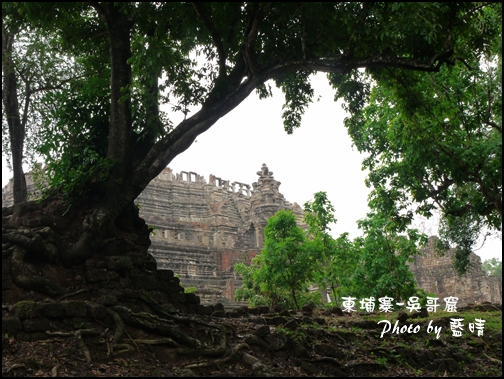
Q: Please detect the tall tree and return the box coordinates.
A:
[303,191,358,304]
[2,23,82,204]
[304,192,336,301]
[2,25,28,204]
[255,210,315,309]
[2,2,499,293]
[353,209,427,302]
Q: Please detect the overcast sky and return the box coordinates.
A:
[2,73,501,262]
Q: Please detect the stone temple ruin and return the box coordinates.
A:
[2,164,502,305]
[408,236,501,305]
[134,164,306,303]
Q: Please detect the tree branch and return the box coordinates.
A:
[191,3,226,77]
[133,52,457,199]
[298,2,307,60]
[243,2,273,75]
[485,83,501,133]
[484,120,501,133]
[24,75,84,96]
[21,81,29,133]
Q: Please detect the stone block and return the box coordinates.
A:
[106,256,134,272]
[169,292,186,304]
[266,316,287,326]
[63,301,88,317]
[87,302,108,319]
[86,269,108,282]
[195,305,212,315]
[40,302,64,318]
[132,274,157,290]
[184,293,200,304]
[264,331,289,351]
[254,325,270,337]
[2,317,22,335]
[314,344,346,359]
[156,269,175,281]
[97,294,118,306]
[23,318,52,332]
[12,301,40,320]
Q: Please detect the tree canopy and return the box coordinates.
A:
[2,2,501,259]
[341,3,502,273]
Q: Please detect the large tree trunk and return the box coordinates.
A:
[2,195,185,301]
[2,28,27,205]
[73,4,137,252]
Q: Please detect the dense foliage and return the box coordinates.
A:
[339,4,502,273]
[235,192,426,309]
[303,192,358,304]
[352,211,427,301]
[236,210,316,309]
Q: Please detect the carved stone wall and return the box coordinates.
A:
[408,237,501,305]
[2,165,501,305]
[134,164,306,303]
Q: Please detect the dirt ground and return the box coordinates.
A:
[2,302,502,377]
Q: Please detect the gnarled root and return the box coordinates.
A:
[241,351,274,377]
[131,338,180,347]
[9,244,66,297]
[112,305,198,348]
[46,329,99,364]
[3,227,59,262]
[176,325,226,357]
[184,343,250,369]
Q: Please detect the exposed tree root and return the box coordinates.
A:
[9,244,66,297]
[111,343,135,355]
[184,343,250,369]
[215,321,237,338]
[305,357,343,365]
[486,304,502,312]
[51,364,59,377]
[6,363,26,375]
[3,227,59,262]
[484,353,502,365]
[244,335,273,352]
[176,326,226,357]
[46,331,74,337]
[75,329,95,364]
[132,338,180,347]
[140,289,227,331]
[124,329,139,352]
[241,351,274,376]
[106,309,125,346]
[39,302,233,363]
[58,288,89,300]
[139,289,181,320]
[112,305,198,348]
[322,329,347,345]
[46,329,99,364]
